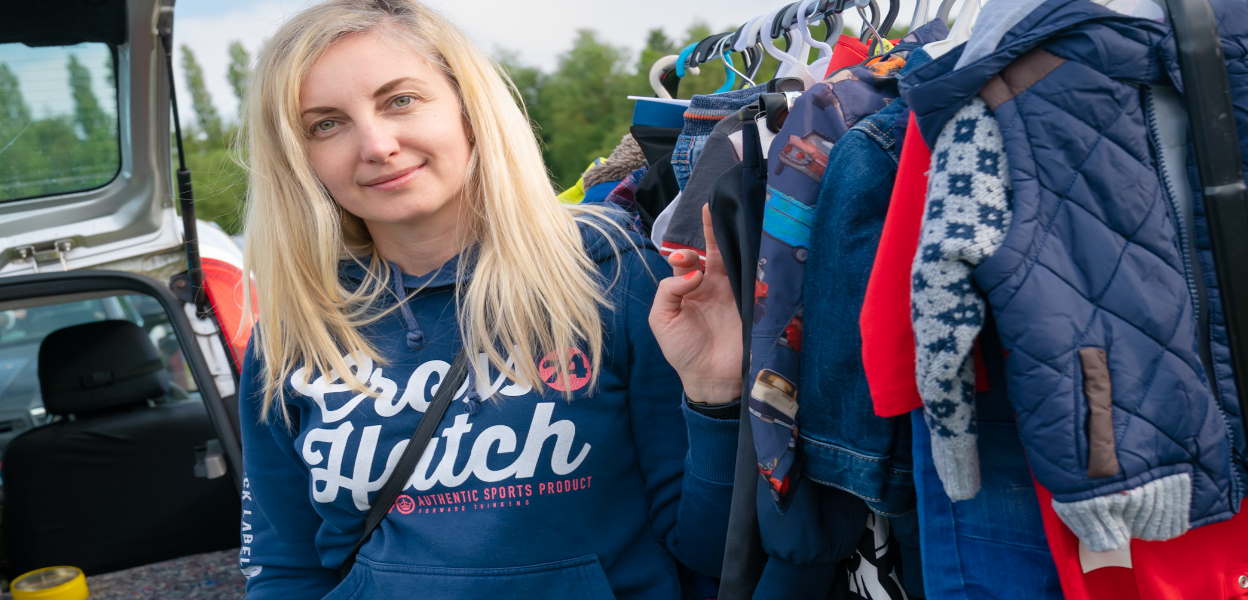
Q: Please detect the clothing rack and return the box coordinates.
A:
[676,0,896,73]
[708,1,1248,597]
[1164,0,1248,435]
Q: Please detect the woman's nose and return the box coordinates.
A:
[356,120,400,164]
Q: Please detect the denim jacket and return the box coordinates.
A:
[798,53,931,516]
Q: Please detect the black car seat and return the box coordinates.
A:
[2,320,240,576]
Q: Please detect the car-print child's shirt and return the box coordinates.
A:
[748,48,919,504]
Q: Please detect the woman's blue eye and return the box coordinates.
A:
[313,120,336,134]
[392,95,414,108]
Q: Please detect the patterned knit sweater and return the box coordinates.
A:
[910,97,1011,501]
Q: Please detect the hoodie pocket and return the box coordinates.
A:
[338,553,618,600]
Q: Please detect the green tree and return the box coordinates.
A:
[180,45,224,145]
[495,50,550,150]
[68,54,111,140]
[632,28,677,96]
[226,41,252,110]
[0,62,34,197]
[0,63,30,134]
[541,30,635,187]
[103,53,115,89]
[186,146,248,234]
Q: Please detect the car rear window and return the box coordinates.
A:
[0,42,119,202]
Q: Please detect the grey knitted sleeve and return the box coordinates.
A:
[910,98,1012,501]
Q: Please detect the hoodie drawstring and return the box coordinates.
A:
[388,262,486,413]
[389,262,425,351]
[464,365,484,416]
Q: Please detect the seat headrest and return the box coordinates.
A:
[39,320,170,416]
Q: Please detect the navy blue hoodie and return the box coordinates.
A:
[238,218,737,599]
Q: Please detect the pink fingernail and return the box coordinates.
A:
[683,271,698,280]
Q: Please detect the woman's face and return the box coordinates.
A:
[299,30,472,237]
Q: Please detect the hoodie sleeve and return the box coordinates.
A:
[618,246,739,578]
[238,339,340,599]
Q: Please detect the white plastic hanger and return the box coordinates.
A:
[796,0,836,79]
[733,12,771,55]
[648,49,703,99]
[648,55,680,99]
[761,6,816,88]
[925,0,982,59]
[911,0,932,29]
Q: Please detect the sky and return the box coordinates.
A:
[171,0,922,123]
[0,0,922,126]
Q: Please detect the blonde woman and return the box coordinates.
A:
[237,1,744,598]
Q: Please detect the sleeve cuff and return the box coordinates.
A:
[685,396,741,419]
[1051,471,1192,552]
[683,402,739,485]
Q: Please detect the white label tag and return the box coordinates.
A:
[1079,540,1133,573]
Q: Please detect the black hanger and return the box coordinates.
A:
[757,92,792,133]
[690,32,734,69]
[771,2,802,41]
[742,45,764,82]
[767,76,805,94]
[658,67,681,98]
[859,0,882,44]
[821,1,841,43]
[879,0,899,38]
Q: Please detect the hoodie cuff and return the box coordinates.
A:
[1051,472,1192,552]
[683,403,739,485]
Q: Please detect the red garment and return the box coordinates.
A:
[860,112,927,417]
[1035,484,1248,599]
[825,35,870,77]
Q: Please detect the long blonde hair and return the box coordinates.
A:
[241,0,621,421]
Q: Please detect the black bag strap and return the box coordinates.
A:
[338,349,469,578]
[1165,0,1248,435]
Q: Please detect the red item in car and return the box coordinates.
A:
[201,256,255,369]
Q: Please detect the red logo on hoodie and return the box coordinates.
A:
[393,494,416,515]
[539,348,591,392]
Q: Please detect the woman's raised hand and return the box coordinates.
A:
[648,204,743,405]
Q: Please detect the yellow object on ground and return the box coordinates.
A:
[10,566,89,600]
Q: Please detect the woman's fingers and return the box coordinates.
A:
[649,268,704,326]
[667,249,701,279]
[701,204,727,277]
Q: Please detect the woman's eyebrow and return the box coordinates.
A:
[301,77,424,117]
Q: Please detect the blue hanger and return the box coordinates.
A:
[675,43,699,78]
[713,46,739,93]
